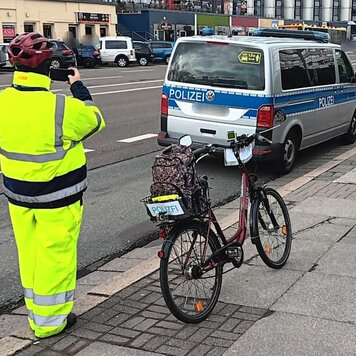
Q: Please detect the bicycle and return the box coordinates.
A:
[143,130,292,323]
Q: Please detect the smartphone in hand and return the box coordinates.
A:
[49,68,75,82]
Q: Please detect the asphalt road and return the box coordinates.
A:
[0,63,345,311]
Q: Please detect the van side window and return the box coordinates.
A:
[309,48,336,86]
[336,50,354,83]
[280,50,312,90]
[106,40,128,50]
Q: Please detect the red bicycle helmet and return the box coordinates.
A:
[8,32,53,68]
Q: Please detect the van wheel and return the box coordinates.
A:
[276,132,298,174]
[117,56,128,67]
[339,113,356,145]
[83,58,95,68]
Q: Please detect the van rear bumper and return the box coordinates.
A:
[158,132,282,162]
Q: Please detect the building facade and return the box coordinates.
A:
[0,0,117,43]
[237,0,353,21]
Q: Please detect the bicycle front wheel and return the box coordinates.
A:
[160,221,222,323]
[251,187,292,269]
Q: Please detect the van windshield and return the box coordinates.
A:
[168,42,265,91]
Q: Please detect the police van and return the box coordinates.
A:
[157,30,356,173]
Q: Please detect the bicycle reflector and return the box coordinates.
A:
[159,228,166,239]
[282,225,288,235]
[195,301,204,312]
[265,245,271,254]
[158,251,164,258]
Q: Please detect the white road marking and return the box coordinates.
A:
[92,85,162,96]
[84,148,95,152]
[84,79,163,90]
[118,133,157,143]
[51,79,163,93]
[81,75,122,81]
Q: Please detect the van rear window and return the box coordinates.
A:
[168,42,265,91]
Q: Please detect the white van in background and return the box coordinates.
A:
[99,36,136,67]
[158,30,356,173]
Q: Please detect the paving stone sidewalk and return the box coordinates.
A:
[2,144,356,356]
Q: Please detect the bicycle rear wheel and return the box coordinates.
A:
[160,221,222,323]
[251,187,292,269]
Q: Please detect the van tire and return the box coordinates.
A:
[339,113,356,145]
[116,56,129,67]
[275,132,298,174]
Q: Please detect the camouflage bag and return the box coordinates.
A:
[150,144,208,215]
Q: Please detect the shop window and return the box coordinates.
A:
[69,26,77,39]
[85,26,93,36]
[100,27,107,37]
[43,24,52,38]
[24,23,34,32]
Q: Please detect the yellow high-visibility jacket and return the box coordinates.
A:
[0,71,105,208]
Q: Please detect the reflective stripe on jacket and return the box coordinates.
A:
[0,71,105,208]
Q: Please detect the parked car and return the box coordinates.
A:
[74,44,101,68]
[147,41,174,64]
[49,39,76,69]
[133,41,154,66]
[0,43,9,67]
[99,36,136,67]
[159,31,356,173]
[0,44,7,67]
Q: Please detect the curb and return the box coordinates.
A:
[2,145,356,355]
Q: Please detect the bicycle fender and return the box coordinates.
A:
[250,198,259,245]
[160,237,175,259]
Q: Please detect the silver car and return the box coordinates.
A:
[0,44,7,67]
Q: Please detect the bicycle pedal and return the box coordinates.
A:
[226,246,240,258]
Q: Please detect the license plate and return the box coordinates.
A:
[146,200,184,217]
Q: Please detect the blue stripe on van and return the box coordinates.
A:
[164,84,356,117]
[163,85,272,109]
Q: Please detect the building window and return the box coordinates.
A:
[275,0,283,18]
[85,25,93,36]
[254,0,264,16]
[100,26,107,37]
[43,24,52,38]
[353,0,356,21]
[24,23,34,32]
[313,0,322,21]
[294,0,303,20]
[332,0,341,21]
[69,26,77,39]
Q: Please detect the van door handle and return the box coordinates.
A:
[200,128,216,135]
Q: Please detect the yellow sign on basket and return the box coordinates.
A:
[238,51,262,64]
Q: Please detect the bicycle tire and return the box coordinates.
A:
[251,187,292,269]
[160,220,222,323]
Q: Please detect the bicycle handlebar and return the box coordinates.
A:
[192,132,269,155]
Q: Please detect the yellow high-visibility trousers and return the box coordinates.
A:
[9,200,83,338]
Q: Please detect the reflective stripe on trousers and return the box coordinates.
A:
[23,288,74,306]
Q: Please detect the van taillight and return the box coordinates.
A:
[130,49,134,56]
[257,105,274,128]
[161,93,168,115]
[93,50,100,56]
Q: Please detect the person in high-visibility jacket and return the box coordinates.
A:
[0,33,105,338]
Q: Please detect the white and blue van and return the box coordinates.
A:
[158,31,356,173]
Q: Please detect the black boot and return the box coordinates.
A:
[64,312,77,330]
